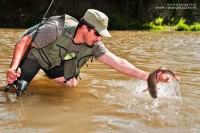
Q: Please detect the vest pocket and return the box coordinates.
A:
[64,59,77,80]
[31,48,53,70]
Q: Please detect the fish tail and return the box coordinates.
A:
[148,87,157,99]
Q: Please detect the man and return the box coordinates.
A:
[6,9,152,89]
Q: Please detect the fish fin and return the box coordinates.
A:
[143,88,148,92]
[174,75,180,81]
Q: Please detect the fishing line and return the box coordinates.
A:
[43,0,55,20]
[53,0,62,15]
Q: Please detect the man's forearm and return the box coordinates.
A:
[113,58,149,80]
[98,51,149,80]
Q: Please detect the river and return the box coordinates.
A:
[0,29,200,133]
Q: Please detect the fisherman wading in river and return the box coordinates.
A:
[5,9,167,96]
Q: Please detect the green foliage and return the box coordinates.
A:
[126,17,165,31]
[171,17,175,24]
[144,22,163,30]
[128,23,151,30]
[154,17,164,26]
[190,23,200,31]
[145,18,164,31]
[151,25,164,30]
[168,17,177,26]
[108,13,200,31]
[175,18,190,31]
[108,13,165,30]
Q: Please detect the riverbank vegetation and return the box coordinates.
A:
[0,0,199,31]
[146,17,200,31]
[109,14,200,31]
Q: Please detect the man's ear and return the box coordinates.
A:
[82,25,88,32]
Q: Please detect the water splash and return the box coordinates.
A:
[157,74,181,98]
[102,78,182,127]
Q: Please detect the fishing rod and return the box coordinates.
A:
[4,0,60,96]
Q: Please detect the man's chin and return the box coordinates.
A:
[86,43,95,47]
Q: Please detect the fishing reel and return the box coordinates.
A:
[4,80,31,96]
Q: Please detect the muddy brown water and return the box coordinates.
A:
[0,28,200,133]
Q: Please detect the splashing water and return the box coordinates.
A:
[156,75,181,99]
[102,77,182,127]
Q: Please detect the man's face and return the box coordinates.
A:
[84,26,102,46]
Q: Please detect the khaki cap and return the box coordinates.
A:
[83,9,111,37]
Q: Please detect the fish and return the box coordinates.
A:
[144,66,179,99]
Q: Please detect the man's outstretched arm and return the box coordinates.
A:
[97,51,149,81]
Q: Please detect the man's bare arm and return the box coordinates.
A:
[7,34,36,84]
[97,51,149,80]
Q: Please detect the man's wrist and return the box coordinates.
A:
[135,71,149,81]
[10,66,18,71]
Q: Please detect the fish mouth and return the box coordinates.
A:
[149,91,157,98]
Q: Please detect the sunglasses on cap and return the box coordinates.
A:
[81,18,101,37]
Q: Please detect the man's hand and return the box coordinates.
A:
[156,71,170,82]
[53,77,78,87]
[65,77,78,87]
[6,68,21,84]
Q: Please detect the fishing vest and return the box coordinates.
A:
[29,14,95,80]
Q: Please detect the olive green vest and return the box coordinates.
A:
[30,14,95,80]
